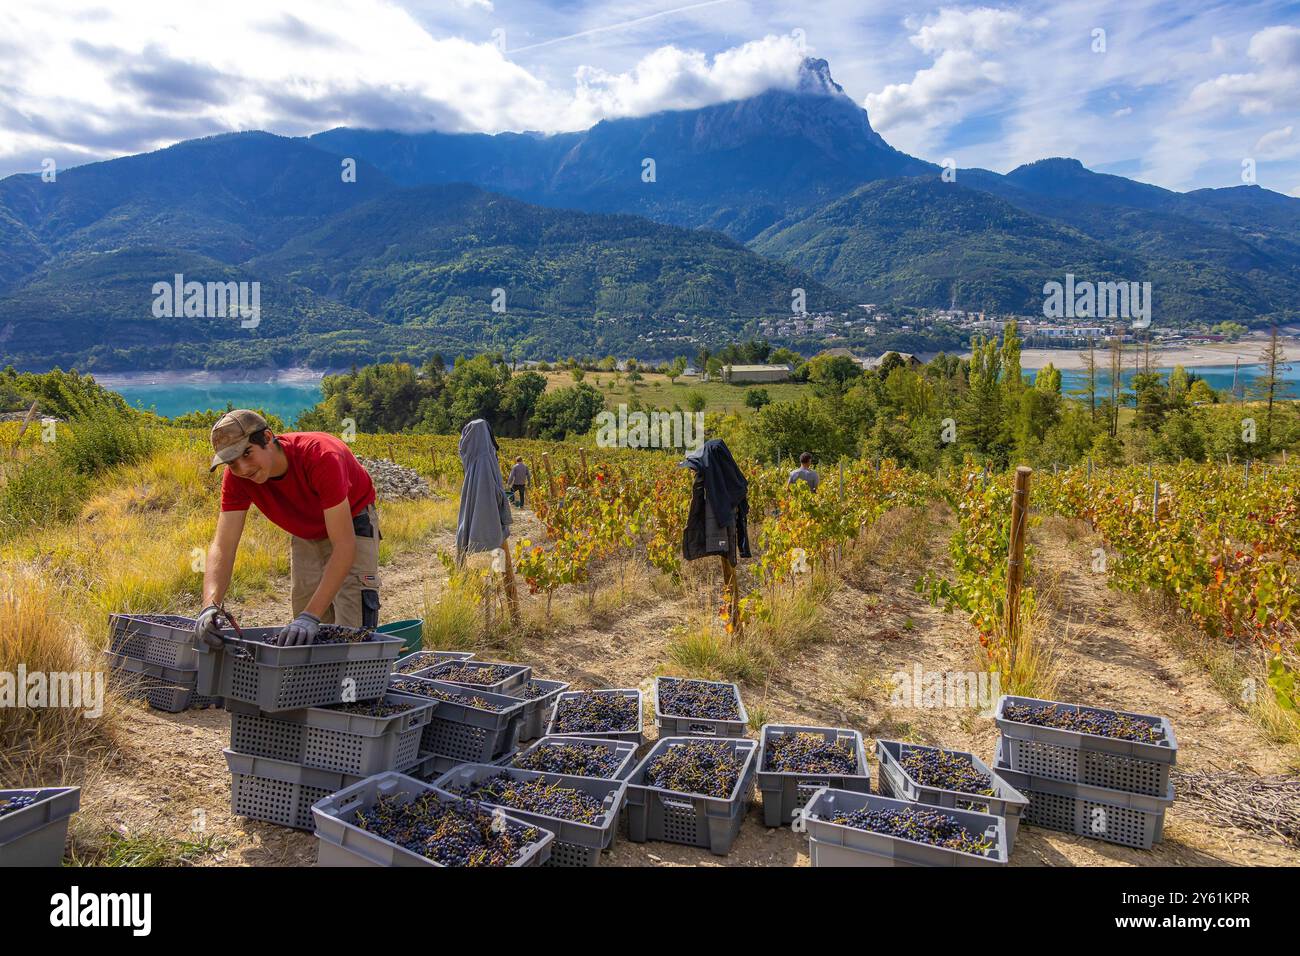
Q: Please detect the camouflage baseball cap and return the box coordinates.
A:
[209,409,269,472]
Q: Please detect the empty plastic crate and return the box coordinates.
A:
[387,676,526,764]
[412,659,530,694]
[624,737,758,855]
[653,676,749,738]
[507,678,571,741]
[224,749,361,831]
[0,787,80,867]
[876,739,1029,848]
[103,649,221,712]
[197,628,403,712]
[431,763,626,867]
[392,650,474,676]
[994,743,1173,849]
[508,736,640,781]
[995,695,1176,797]
[756,724,870,827]
[802,788,1008,867]
[226,693,435,776]
[546,689,644,744]
[108,613,199,669]
[311,771,554,866]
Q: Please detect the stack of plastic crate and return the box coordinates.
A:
[992,695,1177,850]
[194,625,418,831]
[385,673,528,781]
[103,614,223,712]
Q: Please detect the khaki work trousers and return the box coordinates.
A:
[289,504,382,627]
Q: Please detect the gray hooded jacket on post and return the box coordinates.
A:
[456,419,512,558]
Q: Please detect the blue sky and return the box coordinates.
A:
[1,0,1297,194]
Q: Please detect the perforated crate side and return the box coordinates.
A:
[311,771,554,866]
[653,677,749,738]
[875,739,1029,848]
[507,679,571,742]
[0,787,81,867]
[756,724,871,828]
[802,788,1008,867]
[229,711,425,776]
[623,737,758,855]
[992,753,1172,850]
[223,750,360,831]
[420,713,522,764]
[108,618,199,670]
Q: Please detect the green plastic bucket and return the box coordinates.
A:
[376,619,423,655]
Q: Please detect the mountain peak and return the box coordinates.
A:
[796,57,846,97]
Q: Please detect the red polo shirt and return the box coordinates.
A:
[220,432,375,540]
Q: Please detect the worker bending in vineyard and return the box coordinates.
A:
[788,452,820,491]
[194,410,381,648]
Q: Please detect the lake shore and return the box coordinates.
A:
[1008,332,1295,371]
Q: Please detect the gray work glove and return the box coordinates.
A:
[194,605,226,649]
[277,611,321,647]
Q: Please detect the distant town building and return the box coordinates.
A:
[722,364,792,384]
[860,352,923,371]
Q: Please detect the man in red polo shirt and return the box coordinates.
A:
[194,409,381,647]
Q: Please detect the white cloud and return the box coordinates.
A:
[863,6,1041,131]
[1254,125,1294,157]
[1187,25,1300,115]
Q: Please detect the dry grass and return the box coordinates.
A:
[0,565,124,787]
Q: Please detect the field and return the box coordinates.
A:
[2,423,1298,866]
[541,369,809,412]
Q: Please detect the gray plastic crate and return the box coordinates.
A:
[802,788,1008,867]
[508,736,640,781]
[388,676,526,764]
[393,650,474,676]
[653,676,749,738]
[507,679,571,742]
[226,693,435,776]
[995,695,1177,797]
[312,771,554,867]
[756,724,870,828]
[0,787,81,867]
[624,737,758,855]
[224,749,361,831]
[876,739,1029,848]
[108,613,199,669]
[546,689,644,744]
[196,628,403,712]
[431,763,627,867]
[412,659,531,694]
[993,744,1173,849]
[102,649,222,712]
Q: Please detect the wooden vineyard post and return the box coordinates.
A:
[719,554,740,637]
[1006,466,1032,663]
[501,537,519,625]
[542,452,557,500]
[387,441,397,464]
[1152,479,1160,523]
[579,447,589,485]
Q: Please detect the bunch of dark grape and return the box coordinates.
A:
[898,746,994,795]
[552,692,638,733]
[644,741,743,797]
[325,699,414,718]
[0,792,37,819]
[447,772,606,824]
[514,680,563,700]
[823,805,994,856]
[312,624,374,644]
[1003,702,1163,742]
[354,792,543,866]
[394,652,456,675]
[129,614,197,627]
[389,677,508,712]
[512,742,623,778]
[658,678,741,720]
[764,732,857,774]
[430,662,516,685]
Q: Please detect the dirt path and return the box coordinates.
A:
[78,503,1300,867]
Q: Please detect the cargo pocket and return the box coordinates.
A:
[361,589,380,629]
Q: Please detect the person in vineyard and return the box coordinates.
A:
[508,456,529,508]
[788,452,820,492]
[194,409,381,648]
